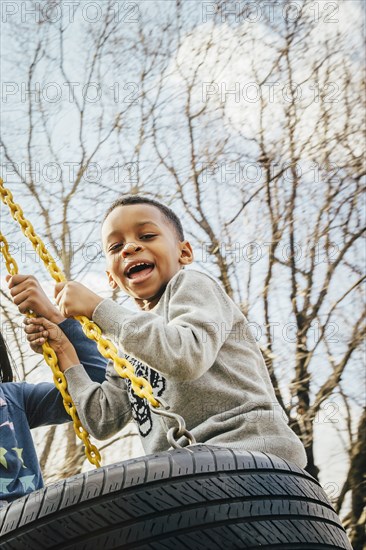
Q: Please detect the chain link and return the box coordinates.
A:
[0,233,19,275]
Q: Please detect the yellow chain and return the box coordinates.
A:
[0,180,160,447]
[0,233,19,275]
[0,230,101,466]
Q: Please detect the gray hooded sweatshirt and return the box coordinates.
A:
[65,268,307,468]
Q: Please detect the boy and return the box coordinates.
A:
[21,196,307,468]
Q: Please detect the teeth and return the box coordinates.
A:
[127,262,150,274]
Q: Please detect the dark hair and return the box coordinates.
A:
[0,332,13,383]
[103,195,184,241]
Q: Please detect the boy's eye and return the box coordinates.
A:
[108,234,156,252]
[109,243,123,252]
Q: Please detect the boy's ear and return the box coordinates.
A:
[106,270,118,289]
[179,240,194,265]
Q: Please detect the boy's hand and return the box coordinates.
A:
[23,318,46,355]
[54,281,103,319]
[6,274,65,324]
[24,317,80,372]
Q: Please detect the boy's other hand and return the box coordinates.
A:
[55,281,103,319]
[24,316,80,372]
[23,317,46,355]
[6,274,65,323]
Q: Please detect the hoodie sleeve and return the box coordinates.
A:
[24,319,108,428]
[92,270,235,382]
[64,361,132,440]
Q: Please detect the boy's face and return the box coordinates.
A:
[102,204,193,309]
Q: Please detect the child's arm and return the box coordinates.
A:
[7,276,127,437]
[25,317,84,373]
[23,373,132,438]
[23,381,75,427]
[64,361,133,440]
[29,317,132,439]
[52,271,239,382]
[7,274,107,382]
[21,320,106,428]
[25,317,107,383]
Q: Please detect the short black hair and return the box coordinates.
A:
[0,332,13,383]
[103,195,184,240]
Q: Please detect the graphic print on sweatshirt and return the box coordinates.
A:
[124,355,166,437]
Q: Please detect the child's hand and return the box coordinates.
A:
[23,317,46,355]
[6,274,65,324]
[54,281,103,319]
[25,317,80,372]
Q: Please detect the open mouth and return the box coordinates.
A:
[125,261,154,280]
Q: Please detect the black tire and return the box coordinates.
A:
[0,445,351,549]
